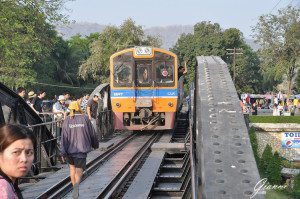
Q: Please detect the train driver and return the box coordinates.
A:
[139,68,149,83]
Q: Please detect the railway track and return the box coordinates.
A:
[22,110,192,199]
[149,112,191,199]
[36,132,159,198]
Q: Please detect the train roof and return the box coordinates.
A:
[110,46,177,59]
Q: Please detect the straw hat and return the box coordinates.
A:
[28,91,36,99]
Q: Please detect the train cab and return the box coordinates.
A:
[110,46,183,131]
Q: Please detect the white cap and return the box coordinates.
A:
[58,95,65,101]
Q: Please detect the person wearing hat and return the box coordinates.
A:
[61,101,99,198]
[52,95,67,138]
[26,91,36,107]
[53,95,67,121]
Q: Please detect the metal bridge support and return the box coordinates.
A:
[89,83,114,140]
[0,83,57,173]
[194,56,263,198]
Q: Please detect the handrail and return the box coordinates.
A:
[25,118,63,175]
[28,119,64,128]
[189,82,198,199]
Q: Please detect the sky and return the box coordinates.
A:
[64,0,299,39]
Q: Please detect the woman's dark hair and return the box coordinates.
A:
[0,124,37,153]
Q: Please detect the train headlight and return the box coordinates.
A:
[116,102,121,107]
[168,102,173,107]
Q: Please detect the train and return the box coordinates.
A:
[110,46,184,131]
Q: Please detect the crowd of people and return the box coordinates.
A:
[241,91,300,116]
[11,87,103,198]
[15,87,103,120]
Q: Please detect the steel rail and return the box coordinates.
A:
[101,133,161,199]
[36,133,136,199]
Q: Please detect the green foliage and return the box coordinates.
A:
[171,21,262,93]
[249,127,260,165]
[0,0,70,88]
[296,64,300,93]
[266,190,293,199]
[253,6,300,94]
[250,116,300,123]
[79,18,161,82]
[260,144,282,184]
[291,174,300,198]
[267,151,282,184]
[260,144,273,176]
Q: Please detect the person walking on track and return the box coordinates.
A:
[60,101,99,199]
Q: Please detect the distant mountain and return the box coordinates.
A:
[56,22,259,51]
[56,22,106,38]
[144,25,193,50]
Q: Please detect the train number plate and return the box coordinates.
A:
[136,98,152,107]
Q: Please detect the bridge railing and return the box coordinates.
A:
[23,109,113,178]
[188,82,198,199]
[27,114,63,175]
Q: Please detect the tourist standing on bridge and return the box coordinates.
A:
[60,101,99,199]
[31,90,46,113]
[0,124,36,199]
[80,93,90,114]
[26,91,36,106]
[63,92,71,108]
[52,95,67,120]
[16,87,26,99]
[87,93,100,132]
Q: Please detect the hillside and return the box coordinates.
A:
[56,22,259,51]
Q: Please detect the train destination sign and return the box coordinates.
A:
[281,132,300,148]
[134,46,152,56]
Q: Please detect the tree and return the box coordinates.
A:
[253,6,300,94]
[171,21,262,93]
[260,144,273,177]
[259,145,282,185]
[0,0,71,88]
[79,18,161,83]
[266,151,282,185]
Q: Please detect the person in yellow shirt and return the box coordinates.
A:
[294,98,298,107]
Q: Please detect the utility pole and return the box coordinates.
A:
[226,48,243,84]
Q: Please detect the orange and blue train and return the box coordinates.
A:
[110,46,184,131]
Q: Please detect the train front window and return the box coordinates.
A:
[113,52,133,87]
[153,51,175,86]
[136,61,152,86]
[154,61,174,85]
